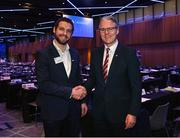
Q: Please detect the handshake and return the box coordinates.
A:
[71,85,87,100]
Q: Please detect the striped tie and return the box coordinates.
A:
[103,48,110,81]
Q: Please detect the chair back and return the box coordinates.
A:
[150,102,169,130]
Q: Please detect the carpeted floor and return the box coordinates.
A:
[0,103,44,137]
[0,102,180,137]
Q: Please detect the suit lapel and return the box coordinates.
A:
[68,48,76,79]
[106,44,122,83]
[49,45,68,80]
[49,44,60,57]
[97,46,106,84]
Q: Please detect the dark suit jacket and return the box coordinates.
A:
[85,43,141,124]
[35,44,82,120]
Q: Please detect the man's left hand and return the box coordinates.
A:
[81,103,88,117]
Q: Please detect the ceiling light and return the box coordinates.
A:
[111,0,138,16]
[7,38,16,42]
[128,6,148,8]
[30,34,37,37]
[56,13,62,16]
[37,21,55,25]
[49,6,147,10]
[24,3,32,6]
[0,27,22,32]
[0,27,45,34]
[92,10,128,17]
[23,27,52,31]
[0,35,28,39]
[22,2,32,9]
[22,30,45,34]
[0,9,29,12]
[67,0,84,16]
[150,0,164,3]
[57,10,63,13]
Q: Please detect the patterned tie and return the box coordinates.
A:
[103,48,110,81]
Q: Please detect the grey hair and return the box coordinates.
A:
[99,16,119,27]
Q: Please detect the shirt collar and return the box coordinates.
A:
[53,39,70,53]
[104,39,118,53]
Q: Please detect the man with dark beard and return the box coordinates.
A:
[35,17,88,137]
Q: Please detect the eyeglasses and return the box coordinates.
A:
[99,27,117,32]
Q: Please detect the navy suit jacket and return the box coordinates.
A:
[35,44,82,120]
[85,43,142,124]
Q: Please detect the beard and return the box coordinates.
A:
[54,34,70,45]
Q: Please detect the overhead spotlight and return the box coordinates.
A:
[22,2,32,9]
[56,13,62,16]
[24,3,32,6]
[84,13,90,17]
[105,1,108,4]
[57,10,63,13]
[55,11,63,17]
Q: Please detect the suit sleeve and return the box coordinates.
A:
[127,49,142,116]
[35,51,72,99]
[84,50,96,93]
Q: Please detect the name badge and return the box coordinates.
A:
[54,57,63,64]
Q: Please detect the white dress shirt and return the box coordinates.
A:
[53,39,71,77]
[103,39,118,75]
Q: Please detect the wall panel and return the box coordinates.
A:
[165,0,176,16]
[95,15,180,66]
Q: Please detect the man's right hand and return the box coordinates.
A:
[71,85,87,100]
